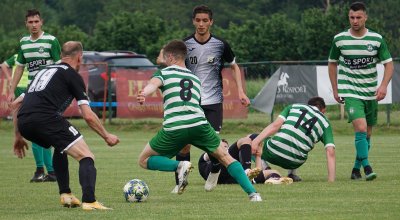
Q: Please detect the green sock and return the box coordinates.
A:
[227,161,256,195]
[147,155,179,172]
[43,148,54,172]
[355,132,370,168]
[32,142,44,168]
[367,137,371,151]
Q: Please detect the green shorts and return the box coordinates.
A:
[261,137,303,170]
[344,97,377,126]
[149,124,220,158]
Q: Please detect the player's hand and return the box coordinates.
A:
[239,93,250,107]
[105,133,119,147]
[13,134,29,159]
[375,85,387,101]
[7,93,15,107]
[333,91,344,104]
[137,90,145,105]
[251,139,262,156]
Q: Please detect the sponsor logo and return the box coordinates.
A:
[344,57,374,69]
[188,47,195,51]
[367,44,374,52]
[207,56,215,63]
[276,72,307,99]
[38,46,45,54]
[28,59,47,71]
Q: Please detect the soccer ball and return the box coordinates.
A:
[123,179,149,202]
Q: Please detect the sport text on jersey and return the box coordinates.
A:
[343,56,374,69]
[28,59,47,72]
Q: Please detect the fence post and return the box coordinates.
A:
[107,65,113,123]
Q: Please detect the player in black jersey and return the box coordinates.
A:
[172,4,252,193]
[12,41,119,211]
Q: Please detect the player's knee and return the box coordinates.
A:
[138,156,147,169]
[237,136,252,147]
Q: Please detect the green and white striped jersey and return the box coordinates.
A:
[263,104,335,169]
[328,29,392,100]
[152,65,208,131]
[16,32,61,84]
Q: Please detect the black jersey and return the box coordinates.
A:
[183,34,236,105]
[18,63,89,120]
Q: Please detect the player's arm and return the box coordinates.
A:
[325,146,336,182]
[251,117,284,156]
[328,62,343,104]
[8,65,24,102]
[79,104,119,147]
[137,77,163,104]
[10,95,29,159]
[230,63,250,106]
[376,61,394,101]
[0,62,12,81]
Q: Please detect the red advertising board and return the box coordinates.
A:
[116,68,248,118]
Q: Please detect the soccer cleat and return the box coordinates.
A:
[60,193,81,208]
[350,169,362,180]
[204,170,221,192]
[249,192,262,202]
[30,171,46,182]
[365,172,377,181]
[288,173,302,182]
[44,173,57,182]
[171,185,179,194]
[245,168,261,180]
[176,161,193,194]
[265,177,293,185]
[82,201,112,210]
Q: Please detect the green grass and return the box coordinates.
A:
[0,113,399,220]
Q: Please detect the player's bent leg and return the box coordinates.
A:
[212,146,261,201]
[138,143,160,169]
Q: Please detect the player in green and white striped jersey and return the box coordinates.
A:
[8,9,61,183]
[328,2,393,181]
[137,40,262,201]
[251,97,336,182]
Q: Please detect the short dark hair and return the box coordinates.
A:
[192,5,213,20]
[350,2,367,13]
[61,41,83,58]
[308,96,326,111]
[163,40,187,61]
[26,9,41,20]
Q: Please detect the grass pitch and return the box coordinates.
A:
[0,113,399,220]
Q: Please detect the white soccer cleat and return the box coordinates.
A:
[171,185,179,194]
[265,177,293,185]
[249,192,262,202]
[204,170,221,192]
[176,161,193,194]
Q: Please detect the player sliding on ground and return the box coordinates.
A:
[136,39,262,201]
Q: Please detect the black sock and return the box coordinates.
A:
[175,152,190,185]
[239,144,252,170]
[79,157,96,203]
[364,165,373,175]
[253,172,266,183]
[209,155,221,173]
[53,149,71,194]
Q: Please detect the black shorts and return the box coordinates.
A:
[197,153,236,184]
[201,103,223,132]
[18,113,83,153]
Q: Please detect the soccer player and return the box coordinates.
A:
[12,41,119,210]
[137,39,262,201]
[328,2,393,180]
[198,138,293,185]
[251,97,336,182]
[173,4,251,192]
[8,9,62,182]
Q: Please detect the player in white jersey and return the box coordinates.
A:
[328,2,393,181]
[173,4,251,193]
[251,97,336,182]
[137,40,261,201]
